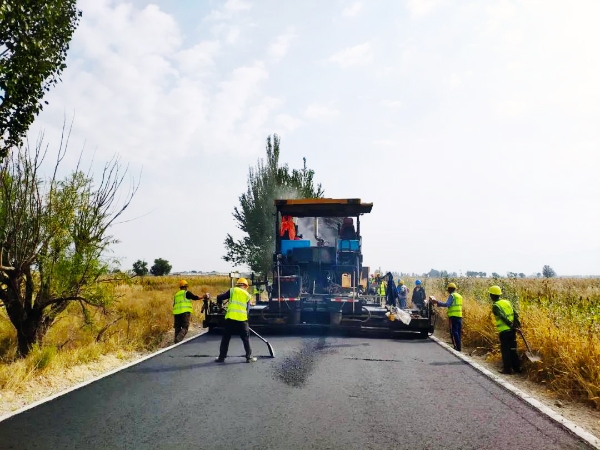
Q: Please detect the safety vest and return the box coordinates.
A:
[378,281,387,296]
[447,293,463,318]
[225,287,251,321]
[280,217,296,240]
[494,299,514,333]
[173,289,192,315]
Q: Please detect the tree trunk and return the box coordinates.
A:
[4,297,47,357]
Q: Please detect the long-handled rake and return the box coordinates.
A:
[249,327,275,358]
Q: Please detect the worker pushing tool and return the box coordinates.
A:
[214,277,257,363]
[488,285,522,374]
[173,280,209,344]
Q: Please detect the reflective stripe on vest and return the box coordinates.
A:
[447,293,463,318]
[225,287,251,321]
[173,289,192,315]
[378,282,386,296]
[494,299,514,333]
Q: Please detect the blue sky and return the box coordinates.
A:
[29,0,600,276]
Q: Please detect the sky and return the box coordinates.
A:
[27,0,600,276]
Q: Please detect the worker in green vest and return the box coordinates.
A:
[489,285,522,374]
[431,282,463,351]
[214,277,256,363]
[377,279,387,302]
[173,280,208,343]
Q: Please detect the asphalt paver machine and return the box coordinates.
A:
[204,198,435,337]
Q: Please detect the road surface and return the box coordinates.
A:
[0,333,593,449]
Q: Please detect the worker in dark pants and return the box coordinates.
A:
[431,282,463,351]
[489,285,522,374]
[215,278,257,363]
[411,279,426,309]
[173,280,208,343]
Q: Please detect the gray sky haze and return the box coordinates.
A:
[28,0,600,276]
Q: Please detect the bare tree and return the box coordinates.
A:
[0,130,137,356]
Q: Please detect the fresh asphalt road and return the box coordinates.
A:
[0,333,593,450]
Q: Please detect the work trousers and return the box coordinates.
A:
[398,295,407,309]
[499,329,521,373]
[174,312,191,343]
[448,317,462,352]
[219,319,252,360]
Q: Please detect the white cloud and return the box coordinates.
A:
[372,139,397,146]
[205,0,252,21]
[33,0,279,167]
[210,23,241,44]
[444,73,461,89]
[342,2,363,17]
[175,41,221,75]
[275,114,303,132]
[303,104,340,121]
[26,0,600,275]
[494,99,529,119]
[380,99,402,109]
[329,42,373,68]
[406,0,445,17]
[268,28,297,60]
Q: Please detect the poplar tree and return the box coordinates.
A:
[0,0,81,158]
[223,134,323,276]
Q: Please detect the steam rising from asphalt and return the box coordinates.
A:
[297,217,341,246]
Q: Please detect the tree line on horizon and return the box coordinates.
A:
[418,265,557,279]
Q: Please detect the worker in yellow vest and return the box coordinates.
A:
[173,280,208,343]
[214,277,256,363]
[431,282,463,351]
[489,285,522,374]
[377,279,387,303]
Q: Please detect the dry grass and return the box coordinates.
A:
[2,275,599,412]
[410,276,600,409]
[0,275,230,403]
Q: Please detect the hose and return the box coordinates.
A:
[360,305,372,323]
[343,306,372,323]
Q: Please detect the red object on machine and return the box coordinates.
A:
[280,215,297,240]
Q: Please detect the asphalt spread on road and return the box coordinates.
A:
[0,333,593,450]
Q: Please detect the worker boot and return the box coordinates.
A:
[246,357,257,363]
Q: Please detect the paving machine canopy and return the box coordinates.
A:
[275,198,373,218]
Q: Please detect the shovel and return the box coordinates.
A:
[517,329,542,362]
[249,327,275,358]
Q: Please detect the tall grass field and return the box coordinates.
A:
[420,276,600,409]
[0,275,230,399]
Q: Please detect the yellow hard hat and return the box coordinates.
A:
[398,279,404,285]
[447,282,457,289]
[236,277,249,287]
[488,285,502,296]
[179,279,188,288]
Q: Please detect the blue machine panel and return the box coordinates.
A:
[281,239,310,255]
[337,240,359,251]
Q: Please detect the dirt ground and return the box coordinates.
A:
[1,326,599,441]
